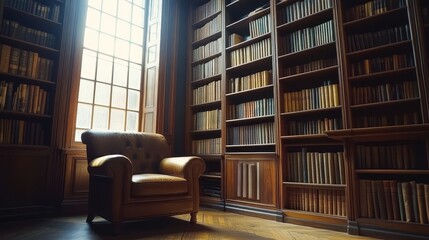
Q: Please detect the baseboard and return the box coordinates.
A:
[224,203,282,221]
[0,205,55,221]
[283,215,347,232]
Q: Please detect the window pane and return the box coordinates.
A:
[75,129,86,142]
[127,89,140,110]
[130,43,142,63]
[96,54,113,83]
[118,0,132,21]
[112,86,127,108]
[110,109,125,130]
[94,82,111,106]
[113,59,128,87]
[83,28,99,50]
[100,13,116,35]
[93,106,109,129]
[126,111,139,131]
[132,6,144,27]
[80,50,97,79]
[116,19,131,40]
[88,0,101,8]
[76,103,93,128]
[114,39,130,60]
[86,7,100,29]
[98,33,115,55]
[78,79,94,103]
[128,63,141,90]
[134,0,145,8]
[131,25,143,44]
[102,0,117,16]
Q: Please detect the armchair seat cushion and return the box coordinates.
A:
[131,173,188,197]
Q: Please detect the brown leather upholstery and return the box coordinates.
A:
[81,130,205,233]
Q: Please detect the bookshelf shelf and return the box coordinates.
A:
[191,74,221,86]
[226,8,270,31]
[193,11,221,28]
[277,7,333,33]
[190,100,221,110]
[355,169,429,175]
[0,36,60,56]
[281,106,342,117]
[226,32,271,52]
[192,31,222,48]
[3,6,62,29]
[0,72,57,86]
[192,52,222,66]
[343,7,407,28]
[0,110,52,119]
[226,55,272,73]
[279,65,338,83]
[278,42,336,62]
[283,182,346,190]
[350,98,421,109]
[226,84,273,97]
[347,67,415,82]
[346,40,413,59]
[226,114,275,123]
[280,134,329,140]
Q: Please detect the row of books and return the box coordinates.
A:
[227,122,274,145]
[249,14,271,39]
[192,137,221,155]
[279,20,334,54]
[359,180,429,224]
[229,38,271,67]
[228,70,271,93]
[193,0,221,23]
[192,38,221,62]
[0,119,46,145]
[192,80,221,105]
[236,161,260,200]
[347,25,411,52]
[350,53,414,77]
[192,56,221,81]
[229,98,274,120]
[351,80,419,105]
[5,0,61,23]
[200,176,221,198]
[278,0,332,25]
[193,14,221,42]
[283,82,340,113]
[344,0,406,22]
[286,117,342,136]
[286,188,346,216]
[1,19,57,49]
[281,58,337,77]
[286,151,345,185]
[0,44,54,81]
[193,109,221,131]
[354,111,420,128]
[355,144,418,170]
[0,82,48,115]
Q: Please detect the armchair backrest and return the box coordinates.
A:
[81,130,171,174]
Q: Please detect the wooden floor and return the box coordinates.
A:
[0,208,378,240]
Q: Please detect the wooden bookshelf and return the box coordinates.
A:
[186,0,224,207]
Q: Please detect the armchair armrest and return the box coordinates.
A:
[88,154,133,179]
[159,156,205,179]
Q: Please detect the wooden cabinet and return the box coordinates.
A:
[0,0,67,216]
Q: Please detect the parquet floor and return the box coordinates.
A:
[0,208,378,240]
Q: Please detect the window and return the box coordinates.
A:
[74,0,160,141]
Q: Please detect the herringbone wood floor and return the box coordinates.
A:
[0,208,378,240]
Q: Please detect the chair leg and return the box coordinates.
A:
[86,214,95,224]
[190,212,197,224]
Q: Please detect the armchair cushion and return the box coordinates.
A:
[131,173,188,197]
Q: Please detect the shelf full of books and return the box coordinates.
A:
[0,0,64,146]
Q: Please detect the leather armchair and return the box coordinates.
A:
[81,130,205,233]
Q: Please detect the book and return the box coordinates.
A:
[383,180,393,220]
[410,181,419,222]
[371,180,380,219]
[0,44,12,72]
[390,180,400,221]
[402,182,413,222]
[425,184,429,222]
[417,183,427,224]
[397,182,405,221]
[377,180,387,219]
[237,162,242,197]
[360,180,368,217]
